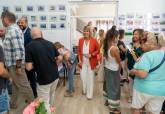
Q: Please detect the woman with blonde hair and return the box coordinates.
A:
[78,26,99,100]
[130,32,165,114]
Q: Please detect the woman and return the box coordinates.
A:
[78,26,99,100]
[117,29,127,84]
[103,26,121,113]
[54,42,77,97]
[130,32,165,114]
[125,29,143,103]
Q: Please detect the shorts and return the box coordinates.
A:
[132,89,165,114]
[0,88,9,114]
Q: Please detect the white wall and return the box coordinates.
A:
[0,0,71,49]
[119,0,165,14]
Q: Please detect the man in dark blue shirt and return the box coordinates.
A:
[18,17,37,97]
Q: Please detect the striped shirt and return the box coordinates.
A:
[3,24,25,67]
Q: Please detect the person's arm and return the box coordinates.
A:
[10,30,24,68]
[119,44,127,53]
[129,69,148,78]
[91,39,100,57]
[25,45,33,71]
[112,47,121,65]
[0,62,10,79]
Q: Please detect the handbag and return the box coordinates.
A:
[149,52,165,73]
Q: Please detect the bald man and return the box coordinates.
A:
[25,28,61,113]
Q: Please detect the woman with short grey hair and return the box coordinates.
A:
[130,32,165,114]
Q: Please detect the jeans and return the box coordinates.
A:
[0,89,9,114]
[67,60,77,93]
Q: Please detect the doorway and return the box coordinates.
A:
[68,0,119,48]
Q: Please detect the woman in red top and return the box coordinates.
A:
[78,26,99,100]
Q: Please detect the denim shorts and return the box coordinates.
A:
[0,88,9,114]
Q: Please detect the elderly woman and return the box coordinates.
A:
[78,26,99,100]
[130,32,165,114]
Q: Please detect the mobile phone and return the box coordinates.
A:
[126,45,132,52]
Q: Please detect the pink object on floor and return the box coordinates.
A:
[23,100,40,114]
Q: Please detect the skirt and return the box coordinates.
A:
[104,67,120,109]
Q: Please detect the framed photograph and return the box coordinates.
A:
[38,6,45,12]
[40,23,47,29]
[50,23,57,29]
[58,5,66,12]
[49,5,56,12]
[59,15,66,21]
[27,6,34,12]
[30,23,38,28]
[2,6,9,11]
[127,14,134,19]
[59,23,66,29]
[118,15,125,21]
[40,16,47,21]
[152,14,160,19]
[49,16,57,22]
[15,6,22,12]
[30,16,37,22]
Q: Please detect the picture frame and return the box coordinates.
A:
[30,16,37,22]
[49,16,58,22]
[40,23,47,29]
[40,16,47,21]
[27,6,34,12]
[49,5,56,12]
[59,15,66,21]
[50,23,57,29]
[2,6,9,11]
[15,6,23,13]
[38,5,45,12]
[58,5,66,12]
[59,23,66,29]
[30,23,38,28]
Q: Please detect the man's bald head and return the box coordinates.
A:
[31,27,43,39]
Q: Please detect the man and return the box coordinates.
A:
[26,27,61,113]
[1,10,33,109]
[0,45,10,114]
[18,17,37,98]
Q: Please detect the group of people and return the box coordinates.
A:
[0,9,165,114]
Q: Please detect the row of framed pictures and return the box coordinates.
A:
[2,5,66,13]
[30,23,66,30]
[16,15,66,22]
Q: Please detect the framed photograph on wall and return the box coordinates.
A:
[27,6,34,12]
[30,16,37,22]
[30,23,38,28]
[49,16,57,22]
[40,23,47,29]
[59,23,66,29]
[58,5,66,12]
[40,16,47,21]
[49,5,56,12]
[50,23,57,29]
[59,15,66,21]
[2,6,9,11]
[15,6,23,13]
[38,5,45,12]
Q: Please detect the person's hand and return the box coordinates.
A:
[78,61,82,68]
[129,69,136,75]
[87,54,91,58]
[16,68,23,76]
[67,62,72,70]
[0,28,6,37]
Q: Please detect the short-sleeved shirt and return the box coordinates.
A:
[117,40,126,61]
[26,38,59,85]
[0,46,7,94]
[126,45,143,70]
[133,50,165,96]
